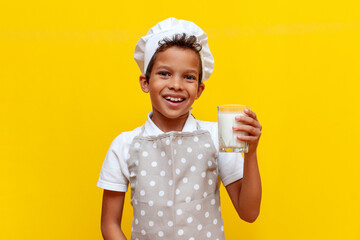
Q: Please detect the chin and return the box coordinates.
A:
[163,111,190,120]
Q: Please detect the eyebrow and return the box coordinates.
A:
[155,65,199,74]
[185,69,198,74]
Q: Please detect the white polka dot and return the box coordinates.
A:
[197,224,202,230]
[201,172,206,178]
[168,179,173,186]
[149,221,154,227]
[208,161,212,166]
[203,192,208,198]
[153,142,157,148]
[141,229,146,235]
[158,231,164,237]
[166,139,170,145]
[149,180,156,187]
[183,177,188,183]
[193,136,199,142]
[187,217,193,223]
[194,184,200,190]
[126,152,131,159]
[189,238,195,240]
[158,211,163,217]
[197,153,203,160]
[167,200,173,206]
[174,149,177,155]
[207,232,212,238]
[196,204,201,210]
[176,209,182,215]
[204,143,211,148]
[135,160,139,166]
[161,151,165,157]
[218,206,221,212]
[205,212,209,218]
[176,168,180,175]
[141,210,145,216]
[181,158,186,163]
[208,179,213,185]
[221,225,224,231]
[178,229,184,236]
[168,159,172,165]
[168,221,173,227]
[135,218,139,224]
[148,200,154,207]
[134,142,140,148]
[159,191,165,197]
[178,139,182,144]
[134,199,138,205]
[140,190,146,196]
[187,147,192,153]
[141,170,147,176]
[176,188,180,195]
[185,196,191,203]
[213,218,218,225]
[160,171,166,176]
[142,151,148,157]
[211,199,216,205]
[190,166,196,172]
[152,161,158,167]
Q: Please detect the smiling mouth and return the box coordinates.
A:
[164,96,185,103]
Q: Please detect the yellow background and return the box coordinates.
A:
[1,0,359,239]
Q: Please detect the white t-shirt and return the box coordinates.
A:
[97,112,244,192]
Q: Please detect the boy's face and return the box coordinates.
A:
[140,46,205,123]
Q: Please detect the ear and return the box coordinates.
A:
[139,74,149,93]
[196,82,205,99]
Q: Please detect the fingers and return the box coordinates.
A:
[232,124,262,137]
[233,109,262,147]
[244,108,257,120]
[236,134,259,143]
[235,113,262,130]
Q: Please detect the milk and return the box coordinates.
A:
[217,112,248,152]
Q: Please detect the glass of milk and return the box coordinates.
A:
[217,105,250,153]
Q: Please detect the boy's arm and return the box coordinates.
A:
[101,190,127,240]
[225,152,261,223]
[225,109,262,223]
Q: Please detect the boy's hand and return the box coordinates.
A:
[233,109,262,155]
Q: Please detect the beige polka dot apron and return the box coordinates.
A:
[128,125,225,240]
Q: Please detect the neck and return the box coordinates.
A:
[151,111,189,133]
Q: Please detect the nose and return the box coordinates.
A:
[169,75,183,91]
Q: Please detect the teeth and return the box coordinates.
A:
[165,96,184,102]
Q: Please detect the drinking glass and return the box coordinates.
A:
[217,105,250,153]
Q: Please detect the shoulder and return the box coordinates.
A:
[107,126,143,156]
[98,127,144,192]
[111,126,143,145]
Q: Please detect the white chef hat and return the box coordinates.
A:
[134,17,214,81]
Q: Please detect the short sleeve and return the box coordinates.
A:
[97,133,132,192]
[218,152,244,186]
[197,120,244,187]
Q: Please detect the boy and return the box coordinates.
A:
[97,17,262,240]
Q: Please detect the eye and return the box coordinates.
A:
[185,75,197,80]
[158,71,170,77]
